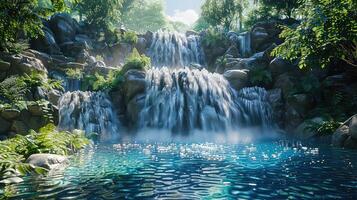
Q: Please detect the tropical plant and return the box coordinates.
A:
[0,0,65,52]
[305,119,342,136]
[201,28,229,50]
[272,0,357,69]
[0,124,89,180]
[257,0,303,19]
[65,68,84,80]
[201,0,246,31]
[121,31,138,45]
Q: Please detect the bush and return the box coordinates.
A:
[305,119,342,136]
[0,124,90,179]
[92,49,150,91]
[65,68,84,80]
[201,28,229,49]
[121,31,138,45]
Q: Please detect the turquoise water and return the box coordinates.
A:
[1,140,357,199]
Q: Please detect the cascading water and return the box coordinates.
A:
[148,30,205,67]
[238,32,252,57]
[58,91,120,141]
[139,67,273,132]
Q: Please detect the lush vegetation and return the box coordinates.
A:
[93,49,151,91]
[0,0,65,52]
[272,0,357,69]
[0,124,89,180]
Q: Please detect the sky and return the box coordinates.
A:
[165,0,204,25]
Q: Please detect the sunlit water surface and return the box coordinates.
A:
[1,140,357,199]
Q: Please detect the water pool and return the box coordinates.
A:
[1,140,357,199]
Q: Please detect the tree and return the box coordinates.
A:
[75,0,122,29]
[257,0,303,19]
[121,0,167,33]
[272,0,357,69]
[0,0,65,51]
[193,17,210,32]
[201,0,245,31]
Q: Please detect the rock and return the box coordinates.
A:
[343,136,357,149]
[288,94,313,117]
[186,30,198,37]
[0,116,11,134]
[1,109,20,120]
[294,117,324,139]
[60,41,89,57]
[27,103,43,116]
[267,89,284,125]
[274,73,295,98]
[26,154,69,170]
[11,120,28,134]
[30,26,61,55]
[34,86,46,100]
[225,45,240,58]
[8,54,47,74]
[58,62,85,69]
[284,104,302,131]
[48,89,63,105]
[105,43,133,66]
[143,31,154,48]
[269,57,294,77]
[223,69,249,91]
[0,60,10,71]
[50,13,77,44]
[124,70,147,102]
[0,177,24,184]
[135,37,147,54]
[251,27,269,50]
[74,34,93,48]
[332,125,350,147]
[227,31,240,45]
[349,115,357,140]
[263,43,277,62]
[126,94,146,126]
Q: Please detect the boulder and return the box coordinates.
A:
[269,57,295,77]
[263,43,277,62]
[135,37,147,54]
[50,13,77,44]
[288,94,313,117]
[60,41,90,57]
[294,117,324,139]
[26,154,69,170]
[267,89,284,125]
[1,109,20,120]
[74,34,93,48]
[124,70,147,102]
[11,120,28,134]
[273,73,295,98]
[105,43,133,66]
[344,136,357,149]
[223,69,249,91]
[27,103,43,116]
[225,45,240,58]
[0,177,24,184]
[0,60,10,71]
[143,31,154,48]
[349,115,357,140]
[48,89,63,106]
[284,104,302,131]
[7,54,47,74]
[0,116,11,134]
[30,26,61,55]
[251,27,269,50]
[332,116,355,147]
[127,94,146,126]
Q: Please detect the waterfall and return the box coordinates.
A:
[58,91,120,141]
[147,30,205,67]
[139,67,273,132]
[238,32,251,57]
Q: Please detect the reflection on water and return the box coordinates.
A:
[1,140,357,199]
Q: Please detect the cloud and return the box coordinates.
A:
[167,9,199,25]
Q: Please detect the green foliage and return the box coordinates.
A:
[121,31,138,45]
[258,0,303,19]
[305,119,342,136]
[0,124,89,179]
[193,17,210,32]
[244,3,276,29]
[272,0,357,69]
[167,21,190,32]
[21,72,63,91]
[201,28,229,49]
[0,0,65,52]
[93,49,150,91]
[249,67,272,86]
[75,0,122,29]
[201,0,245,31]
[65,68,83,80]
[121,0,167,33]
